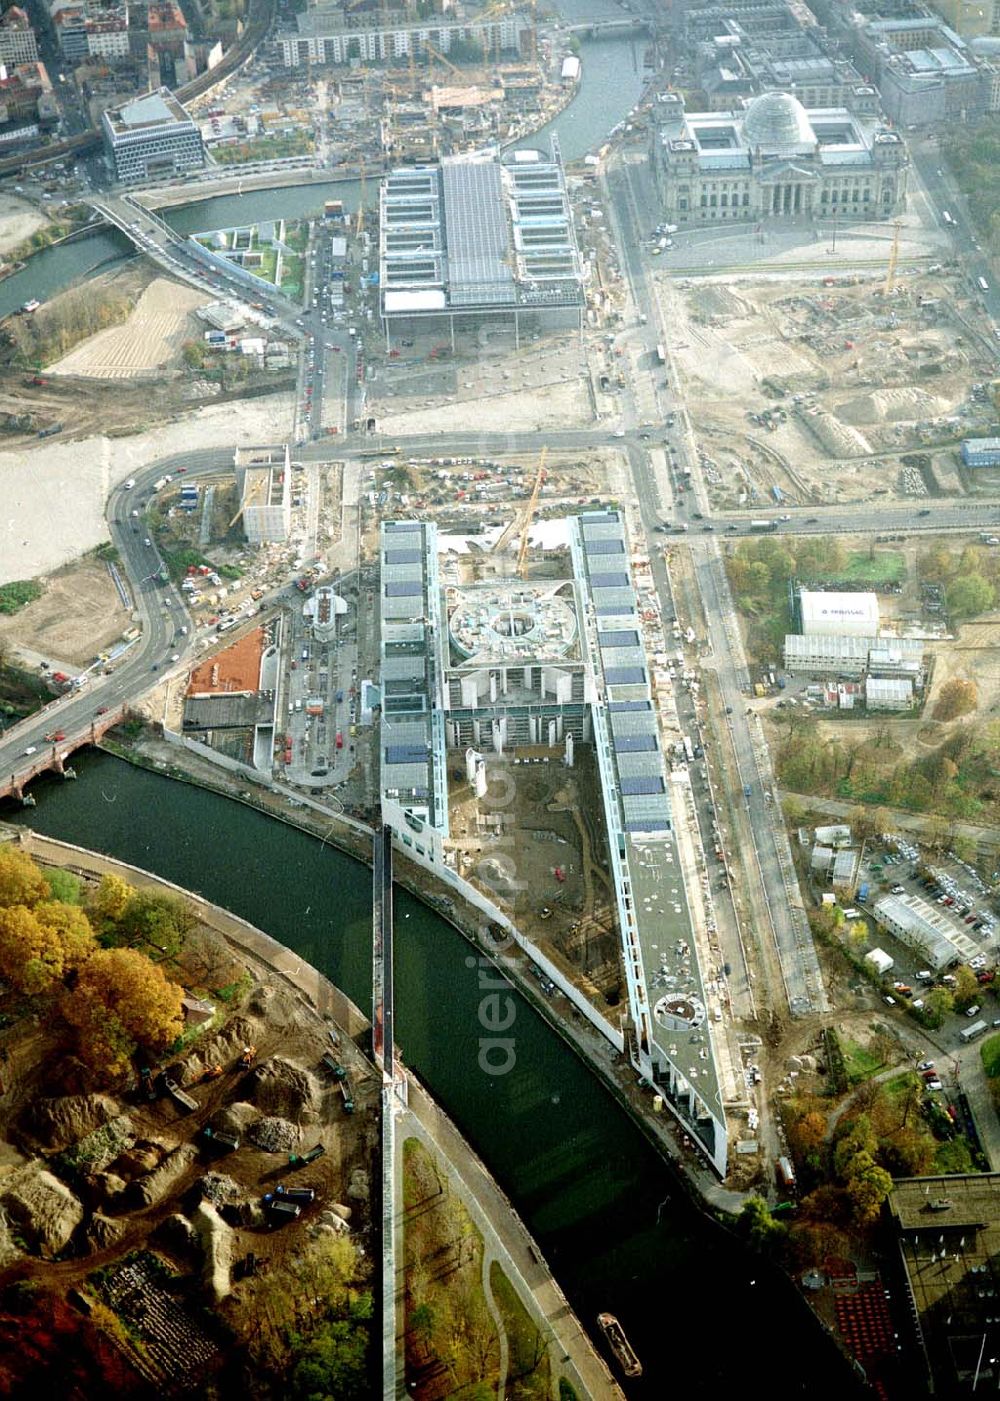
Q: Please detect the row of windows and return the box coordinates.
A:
[700,191,750,207]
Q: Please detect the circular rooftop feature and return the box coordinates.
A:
[448,584,578,664]
[743,91,813,151]
[653,991,706,1032]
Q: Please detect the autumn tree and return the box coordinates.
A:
[90,872,131,923]
[934,678,979,722]
[62,948,184,1080]
[0,902,95,995]
[951,965,980,1010]
[844,1157,893,1225]
[0,847,49,909]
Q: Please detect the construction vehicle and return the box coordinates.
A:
[321,1052,347,1079]
[161,1075,198,1113]
[202,1125,240,1153]
[202,1064,223,1082]
[339,1079,355,1114]
[139,1066,156,1102]
[272,1184,315,1204]
[265,1198,301,1223]
[238,1045,257,1070]
[288,1143,327,1169]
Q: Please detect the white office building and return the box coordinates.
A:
[101,86,204,185]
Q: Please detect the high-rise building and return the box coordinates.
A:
[101,86,203,183]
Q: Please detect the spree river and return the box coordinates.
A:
[5,751,865,1398]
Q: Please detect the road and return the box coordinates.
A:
[604,153,829,1017]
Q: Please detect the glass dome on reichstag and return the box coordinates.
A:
[742,91,815,150]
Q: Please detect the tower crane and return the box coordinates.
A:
[883,218,901,297]
[424,39,463,78]
[229,468,270,531]
[516,448,547,577]
[490,447,547,563]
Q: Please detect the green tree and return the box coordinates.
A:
[0,846,49,908]
[921,986,954,1029]
[951,965,980,1010]
[833,1116,877,1181]
[947,573,995,619]
[289,1315,370,1401]
[738,1196,788,1254]
[116,888,195,958]
[43,868,82,905]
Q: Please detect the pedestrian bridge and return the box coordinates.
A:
[566,16,651,35]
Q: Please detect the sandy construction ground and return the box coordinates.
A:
[0,556,130,669]
[0,392,294,585]
[0,195,46,257]
[377,375,592,435]
[47,278,207,378]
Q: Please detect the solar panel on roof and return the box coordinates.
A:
[384,521,423,533]
[385,582,423,597]
[599,630,640,648]
[385,745,429,763]
[441,160,514,307]
[614,735,658,753]
[595,605,634,616]
[620,777,665,796]
[606,667,646,685]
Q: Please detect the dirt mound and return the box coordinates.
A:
[127,1143,197,1210]
[192,1200,233,1303]
[115,1139,167,1178]
[84,1212,126,1253]
[247,1057,320,1125]
[837,386,949,426]
[246,982,302,1030]
[211,1101,259,1136]
[29,1095,121,1150]
[0,1164,84,1256]
[248,1116,300,1153]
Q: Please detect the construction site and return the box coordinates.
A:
[660,256,1000,511]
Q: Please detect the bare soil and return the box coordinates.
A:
[0,555,131,669]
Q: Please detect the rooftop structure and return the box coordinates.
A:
[865,675,913,709]
[101,85,203,184]
[783,632,924,677]
[379,520,449,867]
[962,436,1000,467]
[305,585,347,643]
[378,147,585,347]
[652,89,908,224]
[447,582,579,666]
[853,11,992,122]
[889,1173,1000,1393]
[799,588,880,637]
[233,445,291,544]
[872,891,978,970]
